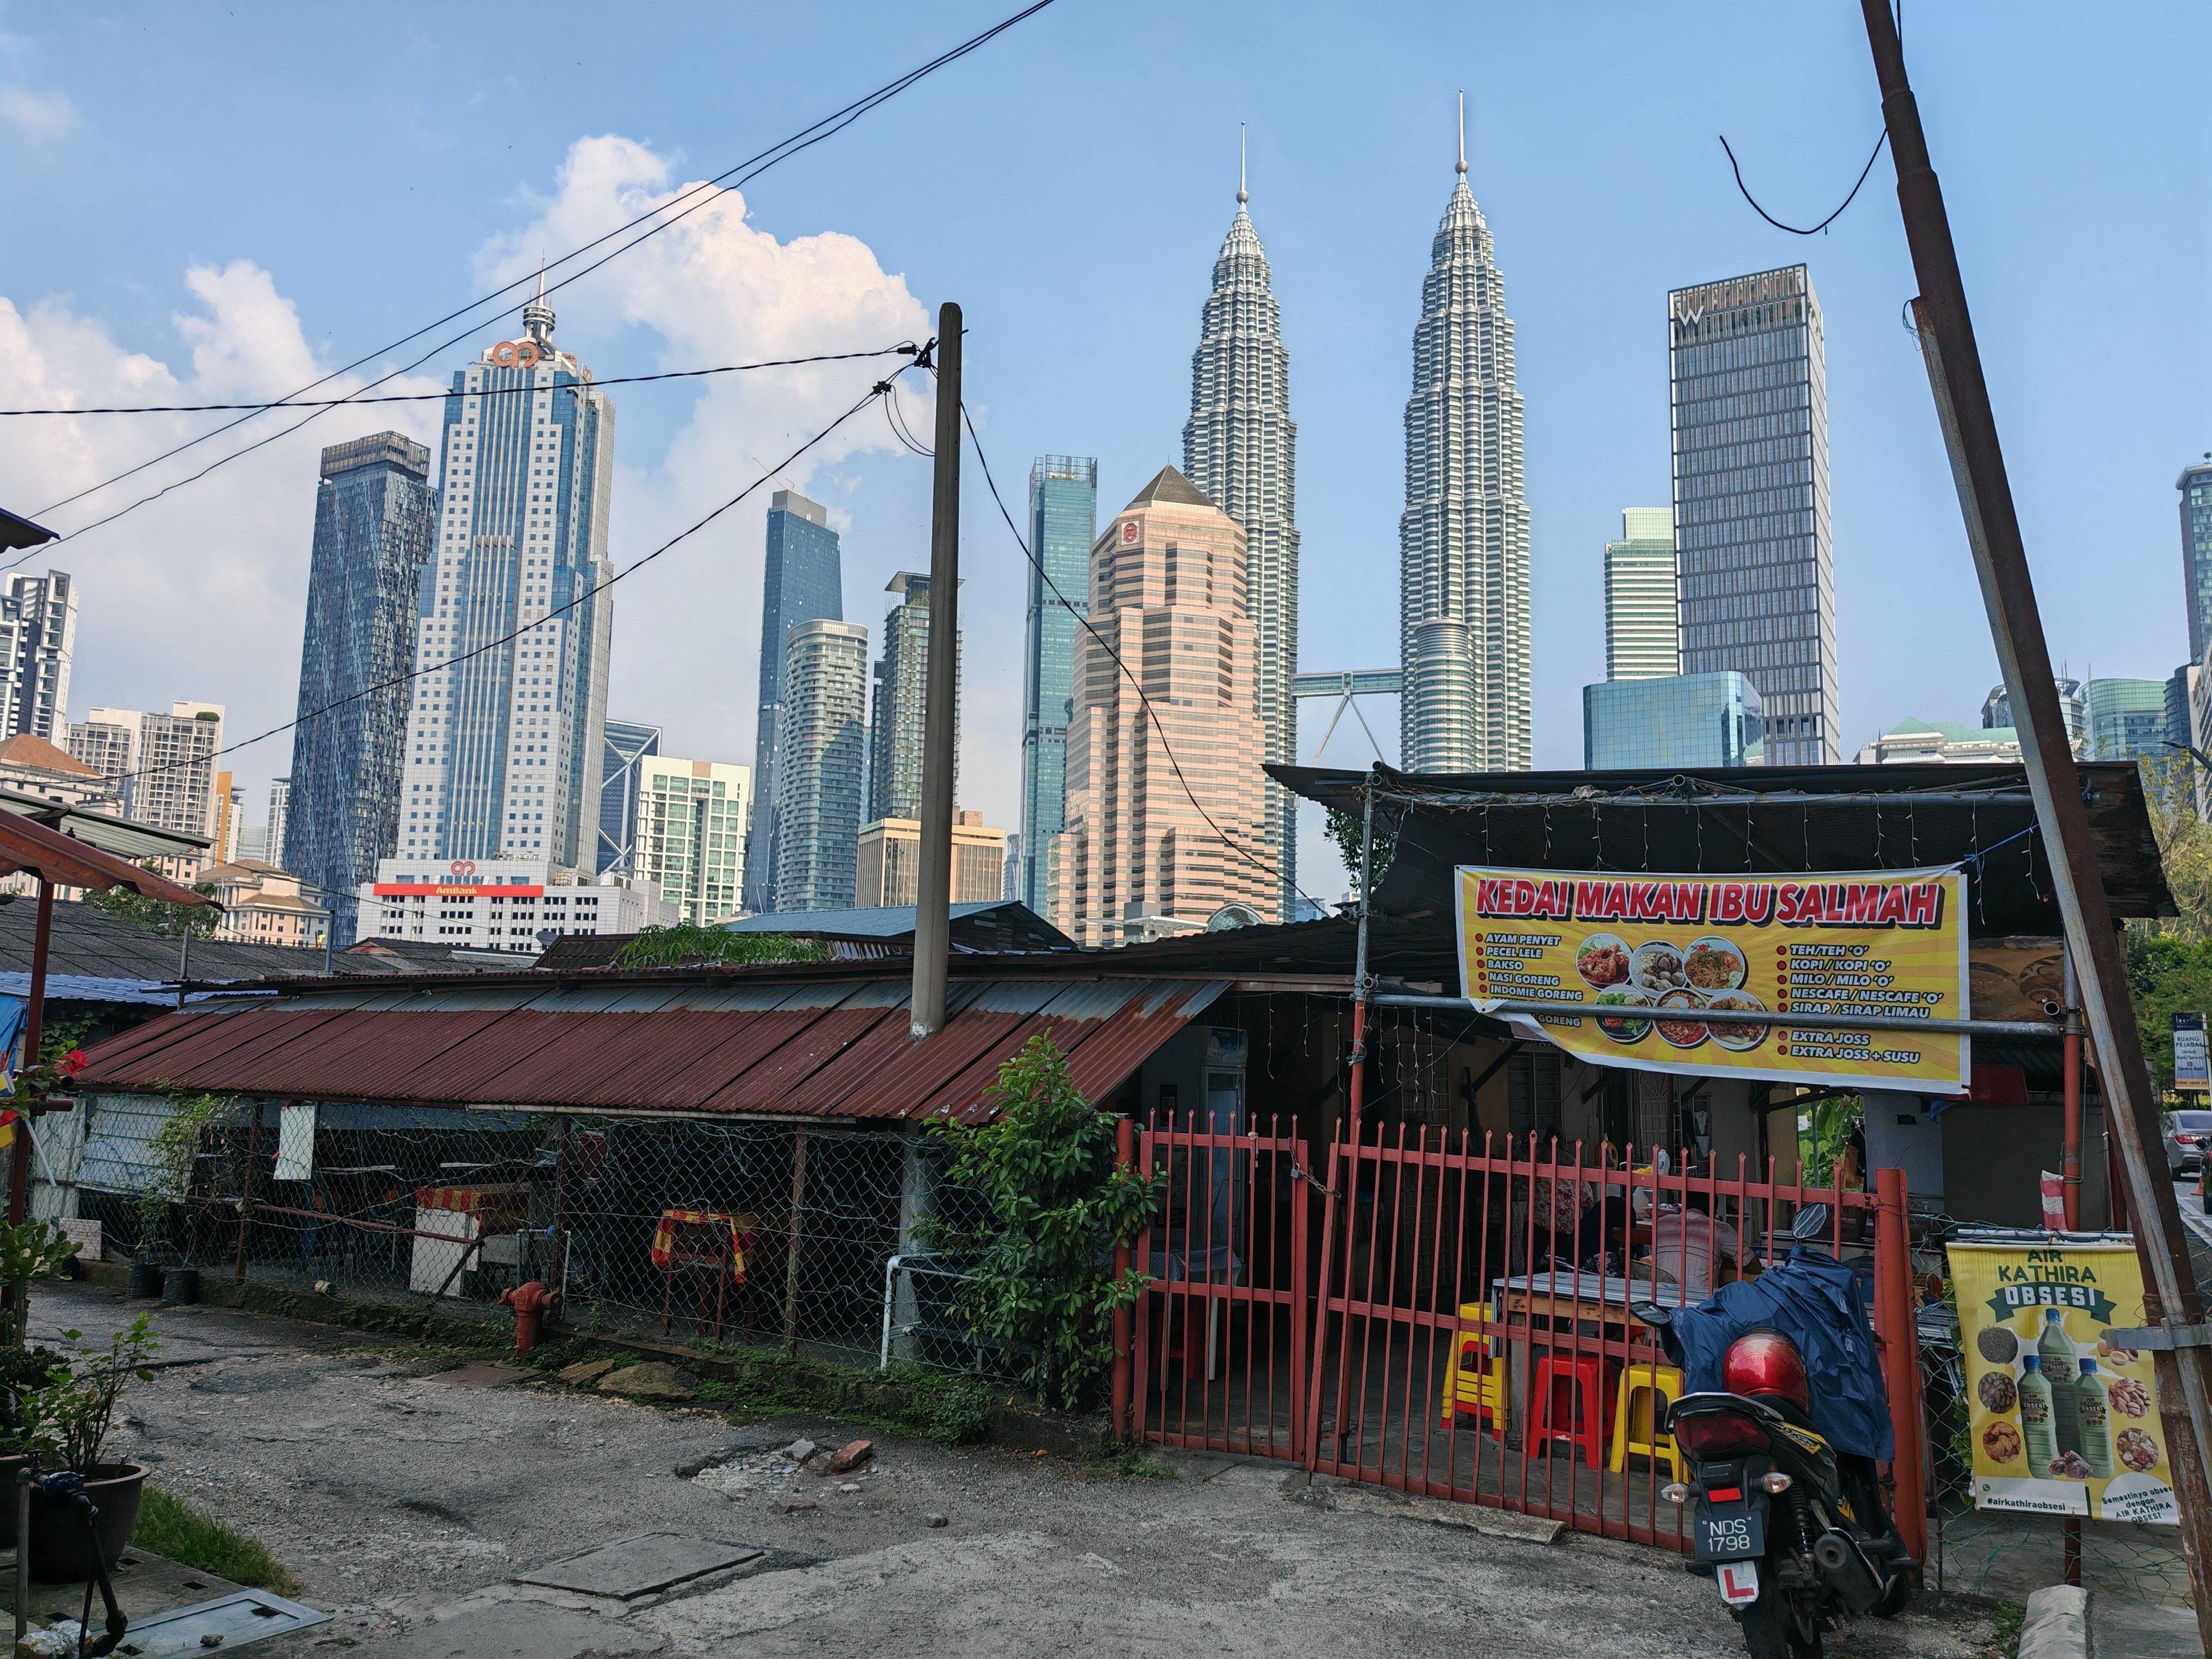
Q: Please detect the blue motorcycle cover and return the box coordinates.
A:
[1653,1248,1895,1462]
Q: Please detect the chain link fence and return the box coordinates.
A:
[26,1092,1001,1375]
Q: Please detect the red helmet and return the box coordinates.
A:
[1723,1329,1811,1413]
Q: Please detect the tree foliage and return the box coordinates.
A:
[928,1034,1159,1411]
[1324,804,1399,901]
[2122,756,2212,1092]
[611,923,828,970]
[84,868,220,938]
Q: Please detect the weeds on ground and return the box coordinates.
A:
[692,1354,992,1445]
[519,1336,626,1374]
[131,1486,301,1596]
[1978,1601,2026,1659]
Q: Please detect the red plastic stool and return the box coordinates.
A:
[1530,1352,1611,1469]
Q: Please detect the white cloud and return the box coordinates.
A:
[0,85,76,138]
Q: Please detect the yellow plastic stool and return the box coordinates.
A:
[1609,1361,1685,1480]
[1438,1302,1508,1438]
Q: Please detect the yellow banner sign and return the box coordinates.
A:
[1946,1238,2174,1523]
[1453,864,1968,1092]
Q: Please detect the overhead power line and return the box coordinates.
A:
[29,0,1059,539]
[96,355,920,792]
[1719,129,1889,237]
[0,346,919,416]
[955,399,1326,918]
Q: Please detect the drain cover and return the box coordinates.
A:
[513,1533,764,1600]
[111,1589,329,1655]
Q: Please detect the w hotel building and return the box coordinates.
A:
[1669,265,1837,764]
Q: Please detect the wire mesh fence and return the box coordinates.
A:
[26,1093,990,1374]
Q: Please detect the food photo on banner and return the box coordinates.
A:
[1453,864,1970,1092]
[1946,1236,2174,1525]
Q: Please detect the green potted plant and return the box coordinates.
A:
[19,1315,159,1580]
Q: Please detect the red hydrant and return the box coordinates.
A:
[500,1279,555,1356]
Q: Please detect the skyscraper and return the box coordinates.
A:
[1983,677,2084,744]
[1400,104,1530,773]
[69,703,224,840]
[1049,468,1269,947]
[771,618,868,912]
[632,756,749,925]
[1603,509,1678,682]
[0,574,76,743]
[745,489,843,912]
[1184,156,1298,917]
[2085,677,2167,761]
[399,287,616,870]
[1020,455,1097,913]
[597,718,660,875]
[868,572,957,822]
[1670,264,1836,763]
[2180,459,2212,664]
[285,431,436,942]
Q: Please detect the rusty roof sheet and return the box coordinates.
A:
[69,975,1231,1123]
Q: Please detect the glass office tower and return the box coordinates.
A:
[1603,508,1677,682]
[1670,265,1836,763]
[287,431,435,942]
[744,489,842,911]
[1583,672,1763,769]
[596,717,660,875]
[1019,455,1096,912]
[2181,460,2212,664]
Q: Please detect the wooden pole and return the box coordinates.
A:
[233,1103,261,1282]
[909,301,962,1040]
[782,1127,810,1355]
[1872,1166,1927,1570]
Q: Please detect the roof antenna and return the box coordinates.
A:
[1238,122,1247,205]
[1456,90,1467,177]
[536,251,547,303]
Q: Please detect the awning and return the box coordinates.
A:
[68,974,1232,1124]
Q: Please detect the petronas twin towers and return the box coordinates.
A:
[1184,112,1528,909]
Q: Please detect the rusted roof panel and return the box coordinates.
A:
[69,975,1231,1122]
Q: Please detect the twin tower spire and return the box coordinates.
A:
[1183,100,1530,902]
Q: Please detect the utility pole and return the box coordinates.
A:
[911,301,961,1039]
[1859,3,2212,1635]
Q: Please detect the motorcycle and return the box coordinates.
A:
[1633,1207,1914,1658]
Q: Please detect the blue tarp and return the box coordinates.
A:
[1652,1248,1896,1462]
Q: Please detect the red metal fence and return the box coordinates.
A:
[1129,1124,1926,1557]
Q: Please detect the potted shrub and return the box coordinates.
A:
[19,1315,159,1581]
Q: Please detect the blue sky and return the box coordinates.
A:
[0,2,2202,901]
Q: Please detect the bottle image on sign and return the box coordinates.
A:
[2075,1358,2114,1479]
[2018,1354,2058,1469]
[2039,1309,2081,1455]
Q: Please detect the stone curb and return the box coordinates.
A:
[2017,1586,2086,1659]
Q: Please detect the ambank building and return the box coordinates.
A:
[356,857,674,952]
[401,282,615,873]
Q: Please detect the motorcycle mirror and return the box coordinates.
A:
[1790,1203,1831,1242]
[1628,1300,1673,1330]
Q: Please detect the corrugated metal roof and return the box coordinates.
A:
[69,974,1232,1124]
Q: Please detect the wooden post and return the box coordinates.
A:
[782,1127,810,1355]
[233,1102,262,1282]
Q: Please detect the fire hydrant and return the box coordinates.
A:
[500,1279,555,1357]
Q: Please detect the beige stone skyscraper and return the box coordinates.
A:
[1047,468,1270,947]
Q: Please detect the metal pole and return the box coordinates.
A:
[1859,3,2212,1634]
[911,301,962,1040]
[1347,770,1375,1145]
[1872,1166,1927,1571]
[781,1126,810,1355]
[1112,1114,1134,1439]
[177,922,190,1011]
[9,879,51,1232]
[2062,945,2082,1230]
[233,1102,261,1282]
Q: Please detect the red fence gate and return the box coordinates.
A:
[1130,1123,1925,1556]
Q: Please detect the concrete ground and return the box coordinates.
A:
[28,1281,2005,1659]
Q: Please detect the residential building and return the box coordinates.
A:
[2085,677,2167,761]
[355,855,676,953]
[856,810,1005,907]
[399,282,616,874]
[1982,678,2085,746]
[285,430,437,946]
[237,823,267,862]
[2181,458,2212,665]
[597,718,660,875]
[770,619,868,912]
[1603,509,1678,681]
[867,572,957,822]
[1184,171,1299,912]
[1048,467,1269,947]
[1856,718,2024,765]
[632,756,749,926]
[213,771,242,864]
[1400,112,1530,773]
[745,488,842,912]
[1019,456,1096,913]
[207,859,329,949]
[1671,264,1837,763]
[0,573,76,743]
[0,733,117,812]
[1582,673,1762,769]
[266,779,291,875]
[68,703,223,842]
